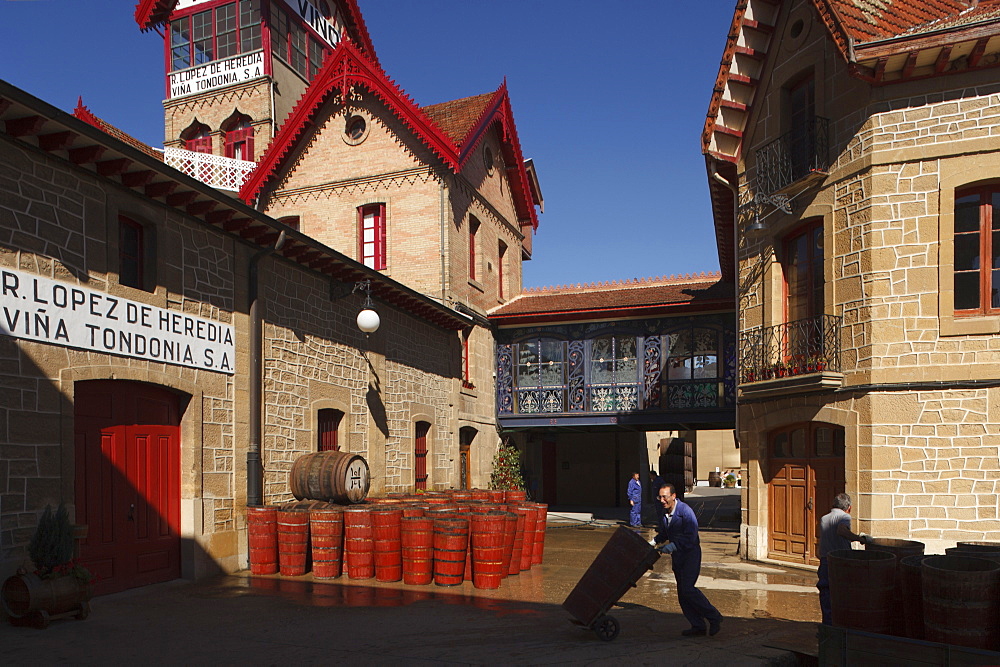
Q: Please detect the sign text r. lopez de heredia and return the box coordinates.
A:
[1,268,235,374]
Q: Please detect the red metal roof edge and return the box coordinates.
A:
[702,0,749,155]
[134,0,174,31]
[240,38,460,203]
[72,97,163,161]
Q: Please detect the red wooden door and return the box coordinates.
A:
[75,381,181,595]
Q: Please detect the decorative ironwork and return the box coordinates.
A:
[667,382,720,409]
[723,326,737,407]
[739,314,841,383]
[754,117,830,195]
[163,147,258,192]
[567,340,586,411]
[497,314,736,418]
[496,344,513,414]
[643,336,662,408]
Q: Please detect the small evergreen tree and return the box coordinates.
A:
[489,439,525,491]
[28,503,75,574]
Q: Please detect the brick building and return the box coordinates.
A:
[704,0,1000,564]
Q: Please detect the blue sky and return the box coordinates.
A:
[0,0,735,289]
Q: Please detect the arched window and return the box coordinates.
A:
[223,113,254,161]
[182,122,212,154]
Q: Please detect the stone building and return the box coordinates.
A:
[703,0,1000,564]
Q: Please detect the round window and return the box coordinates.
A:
[484,146,494,174]
[346,115,366,141]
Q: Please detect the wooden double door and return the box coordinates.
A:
[767,422,845,565]
[74,380,182,595]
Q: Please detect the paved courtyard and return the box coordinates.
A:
[2,490,822,665]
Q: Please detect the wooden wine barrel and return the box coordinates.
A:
[290,451,370,504]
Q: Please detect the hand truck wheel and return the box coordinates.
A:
[593,614,620,641]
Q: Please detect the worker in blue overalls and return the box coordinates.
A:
[651,482,723,637]
[627,471,642,528]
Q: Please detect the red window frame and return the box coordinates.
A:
[469,217,480,281]
[415,422,430,490]
[781,219,824,325]
[317,409,343,452]
[185,134,213,154]
[358,204,386,270]
[119,216,144,290]
[268,2,330,81]
[954,185,1000,315]
[498,241,507,299]
[462,333,475,389]
[224,122,254,160]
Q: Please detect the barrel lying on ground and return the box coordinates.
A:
[290,451,370,504]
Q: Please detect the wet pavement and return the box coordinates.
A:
[1,489,822,665]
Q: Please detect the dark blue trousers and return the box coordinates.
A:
[672,550,721,631]
[817,558,831,625]
[629,503,641,527]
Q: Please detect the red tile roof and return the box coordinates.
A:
[73,98,162,161]
[489,274,733,325]
[825,0,969,44]
[423,92,496,145]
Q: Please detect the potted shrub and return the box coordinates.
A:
[723,473,737,488]
[1,503,95,628]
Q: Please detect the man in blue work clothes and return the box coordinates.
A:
[652,482,723,637]
[627,471,642,527]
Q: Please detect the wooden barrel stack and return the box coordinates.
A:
[245,489,545,590]
[829,538,1000,651]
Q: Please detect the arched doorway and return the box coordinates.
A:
[74,380,183,594]
[767,421,845,565]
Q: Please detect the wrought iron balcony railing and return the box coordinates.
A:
[739,314,841,384]
[754,116,830,195]
[163,147,257,192]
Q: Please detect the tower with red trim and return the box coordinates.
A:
[135,0,376,163]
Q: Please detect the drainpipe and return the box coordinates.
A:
[247,230,287,507]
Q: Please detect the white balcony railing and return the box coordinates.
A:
[162,147,257,192]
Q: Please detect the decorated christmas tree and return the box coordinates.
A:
[489,439,525,491]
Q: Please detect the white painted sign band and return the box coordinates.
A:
[169,50,265,99]
[1,268,235,375]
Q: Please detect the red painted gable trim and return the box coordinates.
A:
[239,41,540,230]
[239,38,457,202]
